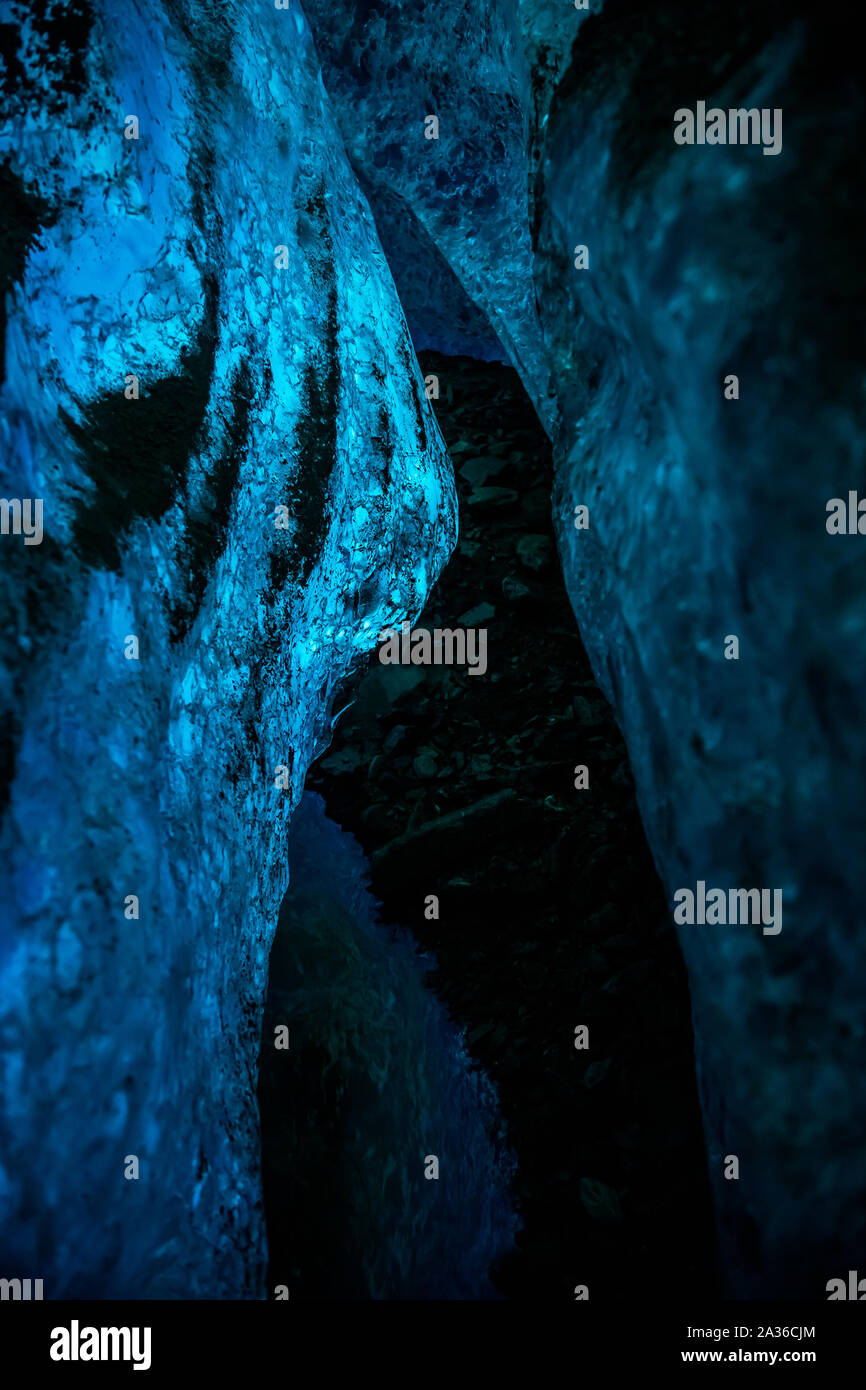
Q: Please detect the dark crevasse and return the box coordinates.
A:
[257,791,517,1299]
[306,354,717,1300]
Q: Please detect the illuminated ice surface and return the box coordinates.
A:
[0,0,455,1296]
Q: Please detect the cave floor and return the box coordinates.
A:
[302,352,719,1299]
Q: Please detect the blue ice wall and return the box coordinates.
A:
[263,793,516,1299]
[537,1,866,1296]
[302,0,866,1295]
[302,0,564,432]
[0,0,455,1295]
